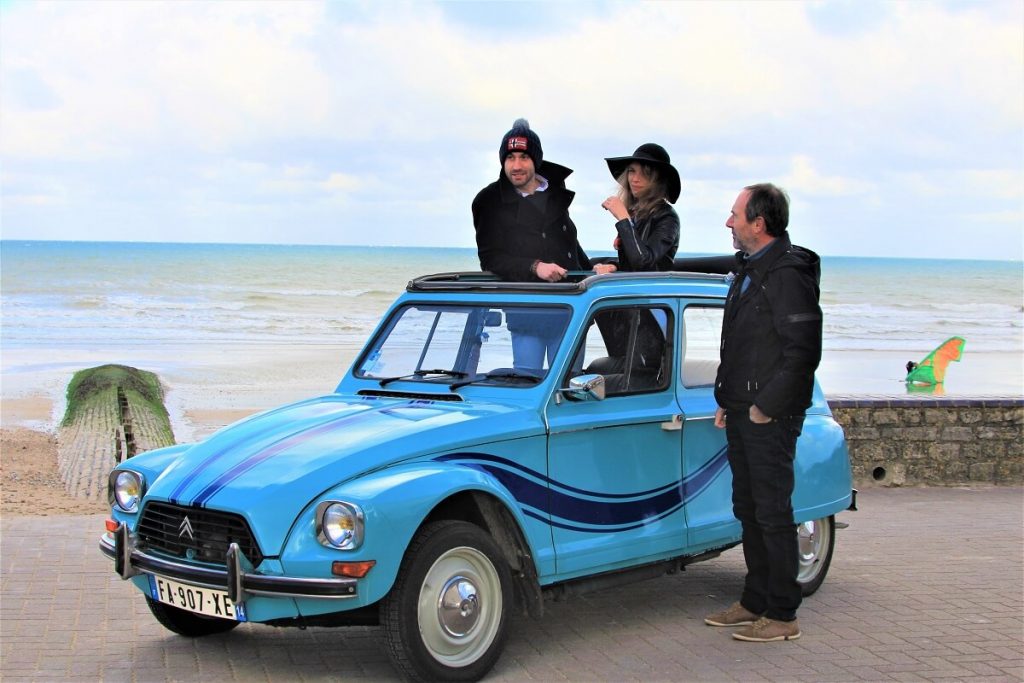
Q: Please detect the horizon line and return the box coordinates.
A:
[0,238,1020,264]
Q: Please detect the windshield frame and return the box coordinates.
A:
[352,301,574,388]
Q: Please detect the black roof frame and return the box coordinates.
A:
[407,255,735,294]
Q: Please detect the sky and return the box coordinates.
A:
[1,0,1022,260]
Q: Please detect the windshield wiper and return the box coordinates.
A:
[449,369,543,391]
[378,369,468,388]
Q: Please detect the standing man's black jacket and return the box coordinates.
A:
[714,232,822,418]
[472,161,590,281]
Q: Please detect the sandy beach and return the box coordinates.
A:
[1,427,107,516]
[2,339,1020,517]
[1,342,361,515]
[1,342,363,439]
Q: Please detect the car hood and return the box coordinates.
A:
[144,393,537,553]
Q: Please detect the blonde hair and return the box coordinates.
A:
[616,164,669,221]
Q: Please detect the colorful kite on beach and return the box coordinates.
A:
[905,336,966,385]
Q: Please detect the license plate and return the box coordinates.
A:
[148,575,247,622]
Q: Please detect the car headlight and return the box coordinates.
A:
[109,470,144,512]
[316,501,364,550]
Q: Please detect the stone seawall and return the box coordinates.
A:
[828,396,1023,487]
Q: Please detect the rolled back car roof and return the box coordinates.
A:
[408,255,736,294]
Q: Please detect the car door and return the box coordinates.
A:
[676,302,738,549]
[545,300,686,578]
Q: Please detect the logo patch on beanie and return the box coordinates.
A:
[507,136,528,151]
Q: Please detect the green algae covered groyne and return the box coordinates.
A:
[57,364,176,500]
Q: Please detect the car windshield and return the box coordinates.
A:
[357,303,572,386]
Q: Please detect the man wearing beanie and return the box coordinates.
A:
[472,118,590,373]
[472,118,590,283]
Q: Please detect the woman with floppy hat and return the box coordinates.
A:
[593,143,681,273]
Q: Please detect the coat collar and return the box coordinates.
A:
[734,232,793,275]
[497,161,574,204]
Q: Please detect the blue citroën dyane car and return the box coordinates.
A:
[101,263,855,681]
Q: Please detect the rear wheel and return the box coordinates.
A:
[796,515,835,596]
[145,597,241,637]
[381,520,512,682]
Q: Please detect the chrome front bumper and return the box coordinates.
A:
[99,522,357,603]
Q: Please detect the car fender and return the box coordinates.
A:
[794,415,853,520]
[108,443,195,527]
[279,455,543,613]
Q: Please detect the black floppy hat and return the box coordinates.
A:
[605,143,681,203]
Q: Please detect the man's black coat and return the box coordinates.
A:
[714,232,823,418]
[472,162,590,281]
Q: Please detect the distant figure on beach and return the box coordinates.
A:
[707,183,823,643]
[592,143,681,274]
[472,118,590,283]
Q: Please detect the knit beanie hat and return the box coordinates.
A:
[499,118,543,168]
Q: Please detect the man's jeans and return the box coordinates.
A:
[725,409,804,622]
[511,330,559,374]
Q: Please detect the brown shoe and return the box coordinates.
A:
[704,602,761,627]
[732,616,801,642]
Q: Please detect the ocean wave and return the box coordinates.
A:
[238,287,384,299]
[68,297,107,309]
[825,301,1019,315]
[3,244,1021,367]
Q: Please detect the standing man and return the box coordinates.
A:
[706,183,823,642]
[472,118,590,373]
[472,118,590,282]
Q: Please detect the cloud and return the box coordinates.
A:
[321,172,360,194]
[0,0,1021,260]
[887,168,1024,201]
[6,1,1018,156]
[782,156,876,197]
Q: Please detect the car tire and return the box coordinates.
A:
[145,597,241,637]
[796,515,835,596]
[381,520,512,682]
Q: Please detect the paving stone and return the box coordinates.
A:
[1,486,1022,682]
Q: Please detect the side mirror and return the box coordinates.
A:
[560,374,606,401]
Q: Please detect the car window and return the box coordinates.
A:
[356,304,571,384]
[682,305,722,388]
[568,306,672,396]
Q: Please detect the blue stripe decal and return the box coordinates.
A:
[190,401,412,506]
[437,447,729,533]
[191,420,345,507]
[168,420,297,504]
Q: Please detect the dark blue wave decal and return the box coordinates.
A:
[434,452,677,499]
[437,447,729,533]
[190,401,412,506]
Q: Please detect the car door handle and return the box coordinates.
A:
[660,415,683,431]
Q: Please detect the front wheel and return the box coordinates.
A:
[796,515,835,596]
[381,520,512,682]
[145,597,241,637]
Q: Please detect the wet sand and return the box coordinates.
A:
[2,342,1019,517]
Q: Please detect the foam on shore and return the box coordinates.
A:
[2,344,1021,441]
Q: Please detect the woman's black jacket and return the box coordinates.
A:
[611,202,680,271]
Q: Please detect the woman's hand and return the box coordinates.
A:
[593,263,617,275]
[601,196,629,221]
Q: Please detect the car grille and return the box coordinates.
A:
[137,501,264,566]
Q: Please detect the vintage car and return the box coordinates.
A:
[100,264,854,682]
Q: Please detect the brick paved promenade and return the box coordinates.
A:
[2,486,1022,682]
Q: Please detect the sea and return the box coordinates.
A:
[2,240,1022,400]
